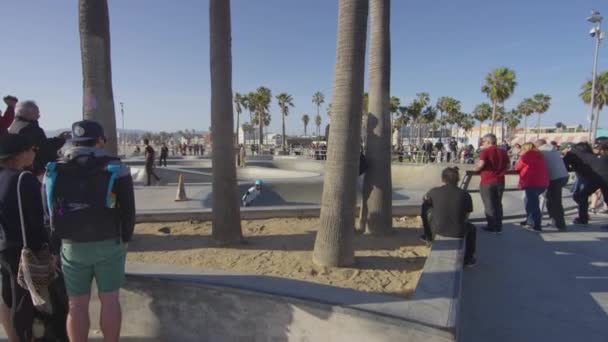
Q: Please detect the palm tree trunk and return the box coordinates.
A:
[524,115,528,143]
[209,0,242,245]
[282,111,286,151]
[235,111,240,145]
[490,100,497,134]
[304,123,307,136]
[361,0,392,235]
[259,112,264,147]
[79,0,118,156]
[536,113,541,140]
[478,121,483,147]
[313,0,368,267]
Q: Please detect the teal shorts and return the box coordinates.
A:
[61,240,127,297]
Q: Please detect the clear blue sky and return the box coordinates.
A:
[1,0,606,134]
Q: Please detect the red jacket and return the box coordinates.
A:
[515,150,549,189]
[0,106,15,136]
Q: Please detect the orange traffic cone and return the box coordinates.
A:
[175,174,188,201]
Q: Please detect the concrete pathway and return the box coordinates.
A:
[460,216,608,342]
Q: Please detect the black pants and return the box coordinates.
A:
[573,179,608,223]
[546,177,568,228]
[145,163,160,185]
[421,205,476,263]
[159,155,167,167]
[480,183,505,231]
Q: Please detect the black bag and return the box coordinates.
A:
[47,155,121,242]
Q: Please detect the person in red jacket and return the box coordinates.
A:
[515,142,550,231]
[0,96,17,137]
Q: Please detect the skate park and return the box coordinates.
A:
[79,156,608,342]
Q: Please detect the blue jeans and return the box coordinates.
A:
[524,187,547,228]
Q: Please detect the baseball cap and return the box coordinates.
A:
[70,120,105,142]
[0,134,34,159]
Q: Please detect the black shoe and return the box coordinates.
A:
[572,218,588,225]
[464,257,477,268]
[519,220,530,226]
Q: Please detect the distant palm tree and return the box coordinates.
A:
[580,71,608,138]
[517,98,535,143]
[276,92,294,151]
[79,0,118,155]
[312,91,325,125]
[251,87,272,146]
[315,114,322,137]
[473,102,492,147]
[533,93,551,139]
[442,97,461,136]
[302,114,310,135]
[234,92,244,143]
[313,0,368,268]
[209,0,242,244]
[461,113,475,139]
[481,67,517,134]
[505,109,521,140]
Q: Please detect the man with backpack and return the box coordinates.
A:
[44,120,135,342]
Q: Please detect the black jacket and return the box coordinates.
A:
[9,118,65,174]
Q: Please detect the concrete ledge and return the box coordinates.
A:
[136,204,421,223]
[112,262,459,341]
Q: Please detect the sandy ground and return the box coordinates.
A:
[129,217,429,297]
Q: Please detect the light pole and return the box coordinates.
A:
[119,102,125,154]
[587,10,604,141]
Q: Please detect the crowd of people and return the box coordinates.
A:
[394,138,477,164]
[0,96,134,341]
[422,133,608,268]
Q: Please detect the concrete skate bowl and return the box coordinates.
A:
[93,254,463,342]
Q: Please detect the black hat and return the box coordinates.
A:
[0,134,34,159]
[70,120,105,142]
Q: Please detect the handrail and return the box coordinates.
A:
[461,170,520,190]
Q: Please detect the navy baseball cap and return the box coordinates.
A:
[70,120,105,142]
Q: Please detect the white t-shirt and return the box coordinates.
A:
[242,186,261,206]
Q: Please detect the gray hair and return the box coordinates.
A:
[16,100,40,120]
[482,133,497,145]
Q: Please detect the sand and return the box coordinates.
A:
[129,217,430,297]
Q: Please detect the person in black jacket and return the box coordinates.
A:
[8,100,66,176]
[45,120,134,342]
[0,134,65,341]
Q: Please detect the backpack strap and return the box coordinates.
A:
[105,161,122,208]
[44,162,58,216]
[17,171,32,248]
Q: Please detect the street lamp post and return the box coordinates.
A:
[587,10,604,142]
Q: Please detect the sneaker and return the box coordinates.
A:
[572,218,588,225]
[519,220,529,226]
[464,257,477,268]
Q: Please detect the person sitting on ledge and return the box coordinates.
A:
[242,179,263,207]
[420,166,477,267]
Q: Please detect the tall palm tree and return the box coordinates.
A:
[79,0,118,155]
[302,114,310,135]
[517,98,535,143]
[361,0,392,235]
[276,93,294,151]
[473,103,492,147]
[442,97,461,137]
[315,114,322,137]
[209,0,242,244]
[234,92,243,144]
[313,91,325,125]
[313,0,368,268]
[505,109,521,140]
[251,86,272,146]
[481,67,517,134]
[461,113,475,140]
[532,93,551,139]
[580,71,608,138]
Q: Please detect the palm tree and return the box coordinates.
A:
[251,87,272,146]
[209,0,242,244]
[79,0,118,155]
[517,98,535,143]
[442,97,461,137]
[312,91,325,125]
[302,114,310,135]
[580,71,608,139]
[532,93,551,139]
[461,114,475,141]
[473,103,492,147]
[276,93,294,151]
[505,109,521,140]
[234,92,244,144]
[361,0,392,235]
[313,0,368,268]
[481,67,517,134]
[315,114,322,137]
